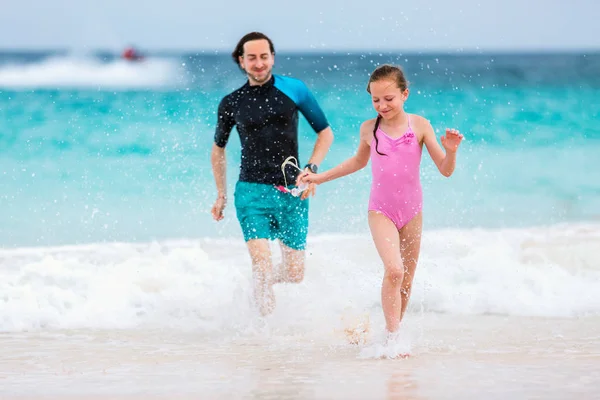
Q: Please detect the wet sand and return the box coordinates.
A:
[2,313,599,399]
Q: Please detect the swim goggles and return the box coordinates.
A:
[275,156,309,197]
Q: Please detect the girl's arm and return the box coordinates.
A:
[303,120,373,185]
[421,118,463,177]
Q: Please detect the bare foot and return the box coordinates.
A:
[255,283,276,316]
[385,330,410,359]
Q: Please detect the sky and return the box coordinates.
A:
[1,0,598,52]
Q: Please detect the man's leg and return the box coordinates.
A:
[278,242,305,283]
[246,238,276,316]
[234,182,279,315]
[276,194,309,284]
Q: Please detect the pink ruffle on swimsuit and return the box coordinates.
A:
[368,116,423,230]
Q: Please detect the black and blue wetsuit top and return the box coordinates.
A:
[214,74,329,187]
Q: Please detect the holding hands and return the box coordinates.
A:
[300,171,324,186]
[294,173,317,200]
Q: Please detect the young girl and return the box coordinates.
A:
[301,64,463,338]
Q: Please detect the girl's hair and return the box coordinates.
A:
[231,32,275,72]
[366,64,409,156]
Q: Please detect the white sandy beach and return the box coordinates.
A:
[2,313,599,399]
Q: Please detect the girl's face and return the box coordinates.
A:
[369,79,409,119]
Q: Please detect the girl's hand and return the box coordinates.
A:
[441,128,464,153]
[300,172,324,185]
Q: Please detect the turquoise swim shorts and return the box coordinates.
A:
[234,181,309,250]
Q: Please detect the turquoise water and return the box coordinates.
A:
[1,52,599,247]
[2,52,600,335]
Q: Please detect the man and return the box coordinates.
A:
[210,32,334,316]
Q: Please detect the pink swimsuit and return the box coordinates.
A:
[368,117,423,230]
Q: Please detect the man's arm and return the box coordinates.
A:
[298,126,333,199]
[210,143,228,221]
[293,81,334,169]
[211,144,227,199]
[211,96,235,220]
[306,126,334,166]
[291,78,334,198]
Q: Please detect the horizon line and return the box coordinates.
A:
[0,46,598,56]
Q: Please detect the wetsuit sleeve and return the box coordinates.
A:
[297,82,329,133]
[214,96,235,147]
[274,76,330,134]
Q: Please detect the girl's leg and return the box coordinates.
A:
[398,212,423,322]
[368,211,404,334]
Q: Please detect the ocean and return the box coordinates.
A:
[1,51,599,398]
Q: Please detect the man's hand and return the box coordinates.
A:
[301,182,316,200]
[296,171,316,200]
[211,196,226,221]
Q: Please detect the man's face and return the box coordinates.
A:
[239,39,274,85]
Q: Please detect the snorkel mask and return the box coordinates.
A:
[275,156,308,197]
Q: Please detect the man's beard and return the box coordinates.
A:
[248,69,271,83]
